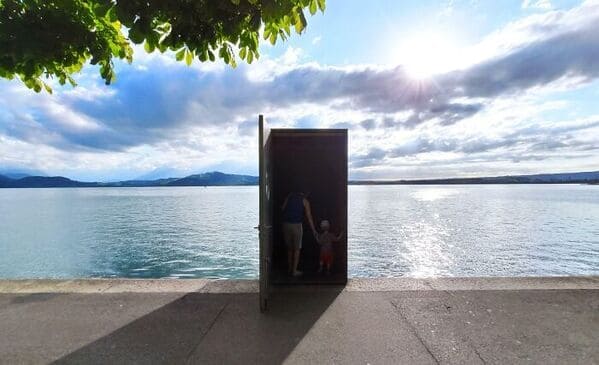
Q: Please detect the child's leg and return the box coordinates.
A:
[318,251,324,272]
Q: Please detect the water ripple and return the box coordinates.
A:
[0,185,598,278]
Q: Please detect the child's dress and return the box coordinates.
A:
[318,232,335,267]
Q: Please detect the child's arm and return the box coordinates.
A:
[313,230,321,245]
[334,230,345,242]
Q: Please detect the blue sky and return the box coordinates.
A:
[0,0,598,181]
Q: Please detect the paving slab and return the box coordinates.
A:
[0,278,597,364]
[386,289,599,364]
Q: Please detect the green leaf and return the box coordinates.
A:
[128,26,144,44]
[42,81,53,94]
[144,41,155,53]
[200,49,207,61]
[317,0,326,11]
[107,7,118,22]
[1,0,327,92]
[94,4,111,17]
[299,11,308,33]
[67,75,77,87]
[33,79,42,93]
[309,0,317,15]
[185,50,193,66]
[293,9,307,34]
[175,48,185,61]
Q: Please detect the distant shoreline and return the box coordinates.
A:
[0,182,597,189]
[1,170,597,188]
[349,180,599,185]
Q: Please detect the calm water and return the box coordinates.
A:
[0,185,597,279]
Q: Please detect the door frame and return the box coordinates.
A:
[258,114,272,311]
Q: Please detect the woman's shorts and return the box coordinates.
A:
[283,222,303,250]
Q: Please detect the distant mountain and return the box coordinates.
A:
[0,168,45,179]
[134,167,183,181]
[2,172,29,179]
[99,177,180,187]
[0,171,258,188]
[167,171,258,186]
[1,170,597,188]
[0,174,14,186]
[350,171,599,185]
[512,171,599,183]
[0,175,97,188]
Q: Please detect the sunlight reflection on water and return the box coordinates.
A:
[0,185,598,279]
[347,184,599,278]
[410,187,458,202]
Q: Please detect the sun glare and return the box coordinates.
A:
[392,32,463,79]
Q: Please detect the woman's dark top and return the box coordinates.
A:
[283,193,304,223]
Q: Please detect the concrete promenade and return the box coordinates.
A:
[1,277,598,364]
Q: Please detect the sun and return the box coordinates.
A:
[392,32,464,79]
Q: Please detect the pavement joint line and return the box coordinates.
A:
[101,281,115,293]
[1,277,599,293]
[390,299,441,365]
[185,301,229,363]
[472,345,488,365]
[423,279,437,291]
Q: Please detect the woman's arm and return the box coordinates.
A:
[281,193,290,212]
[303,198,317,234]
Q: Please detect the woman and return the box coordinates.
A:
[281,191,316,277]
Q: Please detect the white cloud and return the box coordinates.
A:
[246,46,309,82]
[522,0,553,10]
[1,1,599,180]
[466,1,597,67]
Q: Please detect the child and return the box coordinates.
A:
[315,220,343,275]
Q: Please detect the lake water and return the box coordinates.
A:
[0,185,597,279]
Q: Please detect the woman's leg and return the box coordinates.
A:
[293,249,301,275]
[283,223,295,275]
[287,248,294,274]
[292,224,303,276]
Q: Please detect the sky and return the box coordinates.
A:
[1,0,598,181]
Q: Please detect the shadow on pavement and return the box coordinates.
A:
[54,286,343,364]
[10,293,62,305]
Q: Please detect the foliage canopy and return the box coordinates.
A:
[0,0,325,92]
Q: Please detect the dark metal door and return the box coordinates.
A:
[258,115,272,311]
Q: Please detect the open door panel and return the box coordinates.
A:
[269,129,348,285]
[258,115,272,311]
